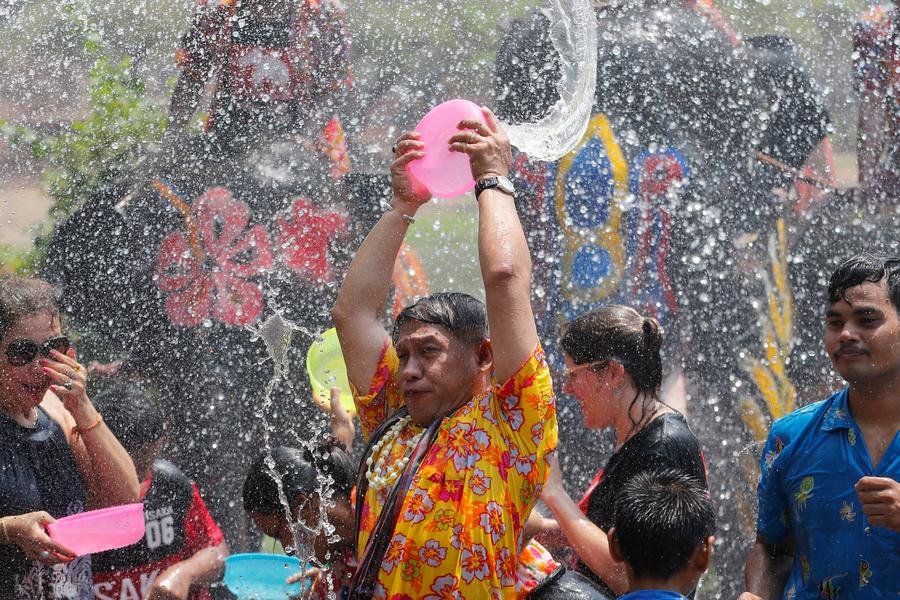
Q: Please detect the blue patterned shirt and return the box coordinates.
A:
[757,388,900,599]
[619,591,688,600]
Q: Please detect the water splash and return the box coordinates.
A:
[246,311,311,557]
[247,310,296,377]
[503,0,597,161]
[247,308,339,596]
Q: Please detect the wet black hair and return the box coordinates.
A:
[827,253,900,315]
[613,467,715,581]
[243,442,354,516]
[0,277,61,339]
[392,292,489,347]
[91,382,166,455]
[560,305,664,429]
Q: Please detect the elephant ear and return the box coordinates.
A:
[43,184,137,339]
[745,35,831,171]
[593,2,755,164]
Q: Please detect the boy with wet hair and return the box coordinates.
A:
[90,382,228,600]
[608,468,715,600]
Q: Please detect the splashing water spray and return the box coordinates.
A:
[503,0,598,161]
[240,2,598,594]
[247,309,340,597]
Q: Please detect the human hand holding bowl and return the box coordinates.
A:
[390,131,431,213]
[2,511,76,564]
[447,107,513,182]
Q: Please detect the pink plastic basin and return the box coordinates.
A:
[408,99,487,198]
[47,503,145,556]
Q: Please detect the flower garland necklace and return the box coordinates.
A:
[365,415,424,491]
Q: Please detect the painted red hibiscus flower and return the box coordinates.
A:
[274,197,348,282]
[155,187,273,328]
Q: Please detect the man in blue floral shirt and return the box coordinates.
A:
[741,253,900,599]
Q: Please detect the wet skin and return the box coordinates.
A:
[562,352,614,430]
[394,321,490,428]
[249,494,354,564]
[0,312,62,422]
[825,280,900,387]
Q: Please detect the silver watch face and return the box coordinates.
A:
[496,176,515,195]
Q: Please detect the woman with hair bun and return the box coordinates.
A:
[538,305,708,598]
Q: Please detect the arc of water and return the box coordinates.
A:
[502,0,598,162]
[247,311,332,564]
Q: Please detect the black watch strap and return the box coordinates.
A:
[474,176,514,199]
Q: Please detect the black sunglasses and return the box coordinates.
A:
[5,336,70,367]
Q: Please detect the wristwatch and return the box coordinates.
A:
[475,176,515,199]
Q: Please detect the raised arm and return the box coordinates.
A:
[331,132,432,392]
[165,74,205,140]
[329,386,356,451]
[41,348,139,508]
[449,108,537,383]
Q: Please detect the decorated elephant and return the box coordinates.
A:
[43,128,395,548]
[38,0,392,553]
[494,2,833,596]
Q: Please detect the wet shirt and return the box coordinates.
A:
[575,412,707,593]
[91,460,224,600]
[352,340,558,599]
[619,592,689,600]
[0,407,92,599]
[756,388,900,599]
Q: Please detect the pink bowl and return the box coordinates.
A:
[408,99,486,198]
[47,503,145,556]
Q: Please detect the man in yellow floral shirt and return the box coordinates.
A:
[332,108,558,599]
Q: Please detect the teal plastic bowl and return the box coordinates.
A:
[223,553,304,599]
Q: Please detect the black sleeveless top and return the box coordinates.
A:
[575,412,707,594]
[0,406,92,599]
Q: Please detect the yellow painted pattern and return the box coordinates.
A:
[742,218,797,438]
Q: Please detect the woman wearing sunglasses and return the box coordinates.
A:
[0,277,139,598]
[537,305,708,598]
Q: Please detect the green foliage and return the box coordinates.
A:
[406,203,482,300]
[346,0,537,89]
[34,50,165,221]
[0,244,45,277]
[0,40,166,274]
